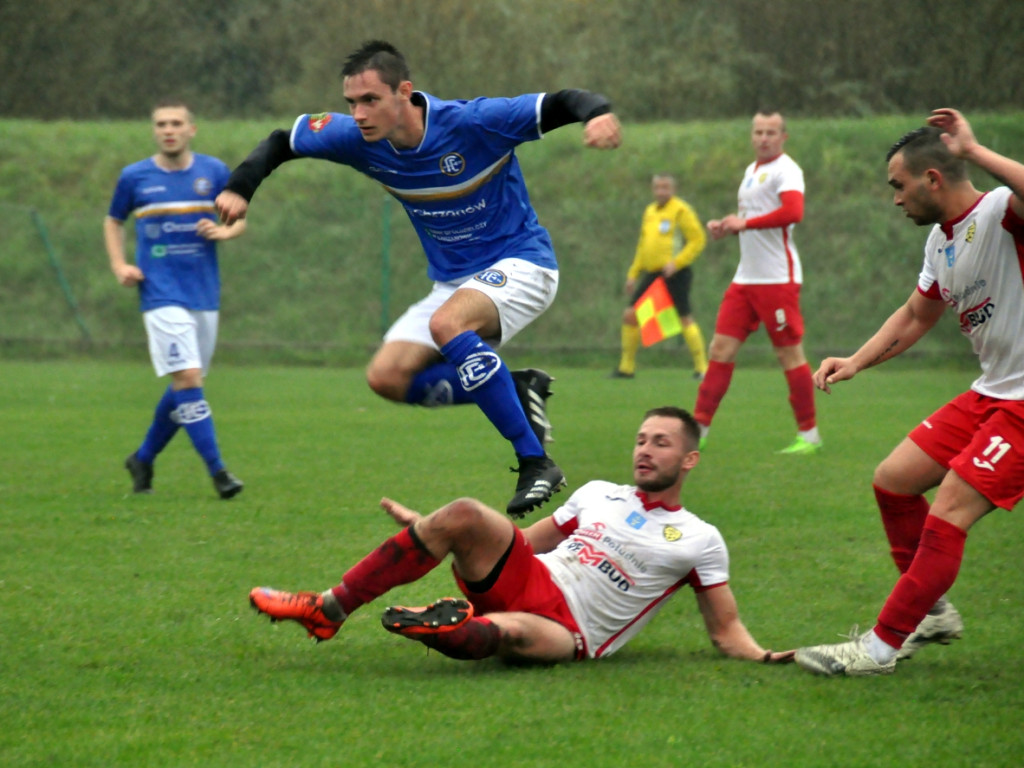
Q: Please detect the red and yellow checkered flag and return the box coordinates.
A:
[633,276,682,347]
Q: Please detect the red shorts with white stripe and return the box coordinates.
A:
[713,282,804,346]
[452,527,586,660]
[909,389,1024,510]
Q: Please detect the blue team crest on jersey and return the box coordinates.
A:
[474,269,507,287]
[193,177,213,196]
[439,152,466,176]
[144,223,162,240]
[945,244,956,267]
[626,511,647,529]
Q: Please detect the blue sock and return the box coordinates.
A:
[439,331,543,457]
[405,362,475,406]
[171,387,225,475]
[137,385,180,464]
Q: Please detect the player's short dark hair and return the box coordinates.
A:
[755,109,786,131]
[341,40,410,90]
[152,98,193,120]
[886,125,968,182]
[643,406,701,450]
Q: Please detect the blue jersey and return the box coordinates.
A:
[108,153,230,311]
[289,92,556,282]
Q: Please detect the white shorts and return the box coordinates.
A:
[143,306,219,377]
[383,258,559,350]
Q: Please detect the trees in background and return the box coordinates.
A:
[2,0,1021,120]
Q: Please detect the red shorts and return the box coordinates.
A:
[909,390,1024,510]
[452,528,586,659]
[713,282,804,346]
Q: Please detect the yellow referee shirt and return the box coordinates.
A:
[626,196,706,280]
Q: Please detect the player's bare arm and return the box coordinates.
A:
[717,214,747,236]
[197,217,247,241]
[103,216,144,287]
[695,585,794,663]
[930,108,1024,216]
[521,515,568,554]
[380,497,423,527]
[814,290,946,393]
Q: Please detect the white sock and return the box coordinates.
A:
[798,427,821,444]
[865,629,898,664]
[699,423,710,439]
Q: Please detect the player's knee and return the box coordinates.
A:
[873,459,904,494]
[427,311,465,347]
[437,497,490,528]
[621,307,637,325]
[365,361,408,402]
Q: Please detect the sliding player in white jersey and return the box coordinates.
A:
[248,406,794,666]
[796,109,1024,676]
[215,40,622,518]
[105,100,246,500]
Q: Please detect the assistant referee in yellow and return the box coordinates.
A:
[612,173,708,379]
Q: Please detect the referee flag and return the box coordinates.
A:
[634,276,682,347]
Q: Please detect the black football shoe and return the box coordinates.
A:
[506,455,566,519]
[124,452,154,494]
[510,368,555,445]
[213,469,244,499]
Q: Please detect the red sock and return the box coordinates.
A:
[694,360,735,426]
[331,526,440,616]
[418,616,502,660]
[875,516,967,648]
[874,484,930,574]
[784,363,816,431]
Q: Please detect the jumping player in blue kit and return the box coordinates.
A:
[105,99,247,499]
[216,41,622,517]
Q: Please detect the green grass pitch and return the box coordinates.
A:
[2,360,1022,767]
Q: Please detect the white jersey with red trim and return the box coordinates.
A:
[917,186,1024,400]
[535,481,729,659]
[733,153,804,285]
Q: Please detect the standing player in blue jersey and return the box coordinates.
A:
[215,41,622,518]
[105,99,247,499]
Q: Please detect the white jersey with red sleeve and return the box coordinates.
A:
[917,186,1024,400]
[534,481,729,659]
[733,153,805,285]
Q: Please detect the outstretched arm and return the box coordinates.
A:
[695,585,794,663]
[929,108,1024,218]
[216,129,297,224]
[540,90,621,149]
[813,288,946,393]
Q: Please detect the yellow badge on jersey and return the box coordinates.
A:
[966,222,976,243]
[663,525,682,542]
[758,172,768,184]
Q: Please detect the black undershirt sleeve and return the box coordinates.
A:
[539,89,612,134]
[223,129,298,201]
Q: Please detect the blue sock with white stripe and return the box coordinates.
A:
[405,362,475,406]
[172,387,225,475]
[137,385,180,464]
[439,331,543,457]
